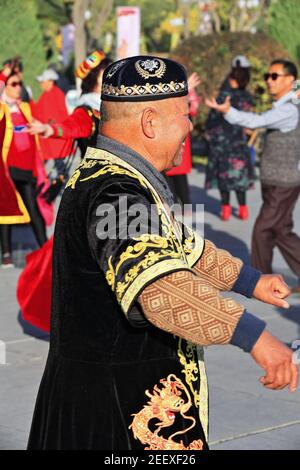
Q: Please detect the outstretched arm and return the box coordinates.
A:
[205,95,299,132]
[140,269,261,349]
[139,270,298,392]
[193,239,291,309]
[28,107,93,139]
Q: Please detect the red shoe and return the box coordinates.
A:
[238,205,249,220]
[221,205,231,221]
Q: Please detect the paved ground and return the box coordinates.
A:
[0,166,300,450]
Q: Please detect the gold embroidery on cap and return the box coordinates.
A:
[135,58,166,79]
[102,81,187,98]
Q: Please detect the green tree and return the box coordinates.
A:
[268,0,300,63]
[36,0,114,65]
[0,0,47,98]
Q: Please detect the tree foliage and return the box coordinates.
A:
[0,0,47,98]
[268,0,300,63]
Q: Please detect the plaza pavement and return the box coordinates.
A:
[0,166,300,450]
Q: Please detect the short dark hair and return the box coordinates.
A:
[3,57,23,72]
[270,59,298,79]
[229,66,251,90]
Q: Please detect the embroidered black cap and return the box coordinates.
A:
[101,55,188,102]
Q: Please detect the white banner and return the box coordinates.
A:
[116,7,141,59]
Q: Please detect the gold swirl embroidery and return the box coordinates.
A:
[129,374,203,450]
[106,233,183,303]
[183,226,195,255]
[177,338,200,409]
[115,234,169,275]
[65,159,98,189]
[79,163,148,189]
[65,169,81,189]
[79,159,98,169]
[65,159,147,190]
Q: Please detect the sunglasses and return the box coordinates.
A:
[264,73,289,82]
[7,80,22,88]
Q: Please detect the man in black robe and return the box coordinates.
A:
[28,56,298,450]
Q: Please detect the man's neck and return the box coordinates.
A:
[274,88,293,101]
[100,126,161,172]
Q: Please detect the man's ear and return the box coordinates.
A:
[141,107,157,138]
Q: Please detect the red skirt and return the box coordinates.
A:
[17,237,53,332]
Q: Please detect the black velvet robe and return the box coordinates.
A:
[27,143,208,450]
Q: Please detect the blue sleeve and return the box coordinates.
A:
[232,264,261,298]
[230,310,266,352]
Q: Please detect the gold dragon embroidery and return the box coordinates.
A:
[129,374,203,450]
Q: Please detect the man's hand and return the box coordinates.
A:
[27,120,54,138]
[205,95,231,113]
[251,330,298,392]
[253,274,290,309]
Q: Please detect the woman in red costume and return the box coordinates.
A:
[0,60,48,268]
[29,51,111,156]
[17,51,111,331]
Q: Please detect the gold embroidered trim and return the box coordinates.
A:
[129,374,203,450]
[121,258,190,314]
[197,346,209,440]
[183,226,205,268]
[80,163,147,189]
[0,191,30,224]
[178,339,200,408]
[177,339,209,441]
[106,233,183,296]
[102,80,187,99]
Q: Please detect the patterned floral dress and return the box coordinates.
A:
[205,87,255,192]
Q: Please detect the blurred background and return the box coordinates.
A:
[1,0,298,124]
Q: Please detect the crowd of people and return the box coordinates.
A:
[0,49,299,450]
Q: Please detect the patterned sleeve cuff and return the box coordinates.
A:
[230,310,266,352]
[232,264,261,298]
